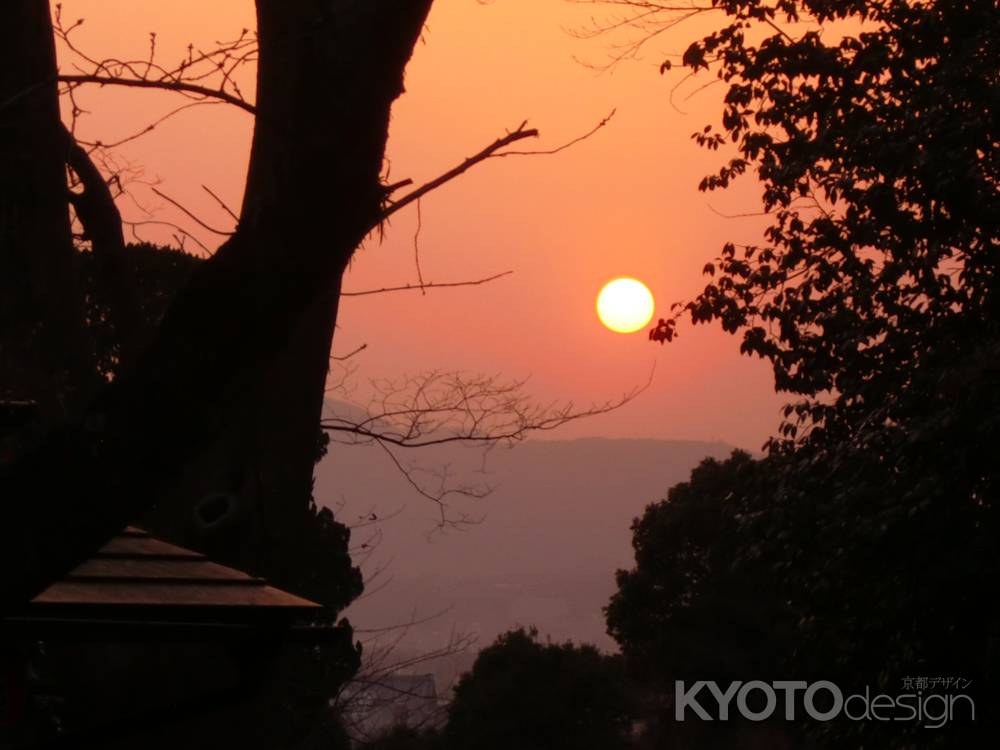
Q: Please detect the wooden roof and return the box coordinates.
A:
[24,527,321,624]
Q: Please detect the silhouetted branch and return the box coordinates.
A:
[63,125,125,257]
[497,108,617,156]
[53,6,257,118]
[413,199,426,294]
[322,370,652,450]
[380,122,540,222]
[201,184,240,223]
[150,187,235,237]
[321,369,652,525]
[567,1,718,72]
[341,271,513,297]
[331,343,369,361]
[77,101,221,151]
[381,109,618,223]
[335,609,476,744]
[381,178,414,196]
[57,73,256,114]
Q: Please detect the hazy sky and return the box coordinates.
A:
[60,0,785,450]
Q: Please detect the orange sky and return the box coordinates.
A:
[59,0,785,450]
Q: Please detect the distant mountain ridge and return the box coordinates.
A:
[315,421,734,652]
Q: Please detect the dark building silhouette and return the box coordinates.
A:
[1,524,323,748]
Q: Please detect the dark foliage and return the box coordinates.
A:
[445,628,634,750]
[606,451,792,687]
[365,726,444,750]
[654,0,999,437]
[25,242,364,747]
[619,1,1000,747]
[77,242,201,381]
[78,241,364,611]
[3,3,433,746]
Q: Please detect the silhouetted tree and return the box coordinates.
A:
[0,0,436,610]
[606,452,791,685]
[606,452,803,749]
[592,1,999,746]
[0,0,611,608]
[2,2,432,746]
[444,628,634,750]
[2,5,616,744]
[0,0,95,414]
[649,1,999,432]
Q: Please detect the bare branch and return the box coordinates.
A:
[320,368,653,526]
[331,343,369,361]
[497,108,617,156]
[334,609,476,744]
[379,109,617,227]
[57,73,257,114]
[322,370,653,450]
[381,178,414,196]
[150,187,235,237]
[413,199,426,295]
[201,184,240,223]
[341,271,513,297]
[73,101,221,152]
[51,7,258,134]
[373,438,491,518]
[566,1,718,72]
[380,122,540,222]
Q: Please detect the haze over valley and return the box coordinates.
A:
[316,426,733,667]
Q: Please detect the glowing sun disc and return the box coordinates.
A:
[597,277,655,334]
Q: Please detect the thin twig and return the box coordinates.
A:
[414,199,426,295]
[341,271,513,297]
[381,178,414,195]
[201,184,240,223]
[331,343,369,361]
[498,109,617,156]
[150,187,235,236]
[706,203,773,219]
[73,101,218,152]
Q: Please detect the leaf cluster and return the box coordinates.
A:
[653,0,999,450]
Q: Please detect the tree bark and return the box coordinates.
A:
[0,0,433,611]
[0,0,94,416]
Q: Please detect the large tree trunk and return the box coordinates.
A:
[0,0,433,611]
[142,278,352,608]
[143,0,403,602]
[0,0,94,416]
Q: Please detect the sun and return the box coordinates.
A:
[596,278,655,334]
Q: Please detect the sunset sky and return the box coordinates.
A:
[61,0,785,450]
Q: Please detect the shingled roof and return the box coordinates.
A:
[14,527,321,633]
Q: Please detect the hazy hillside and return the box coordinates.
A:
[315,429,733,659]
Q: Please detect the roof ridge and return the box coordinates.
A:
[25,527,323,615]
[65,575,267,586]
[93,552,208,561]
